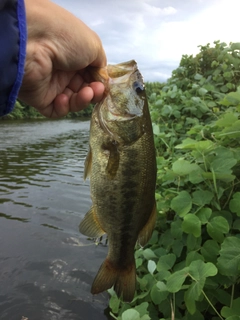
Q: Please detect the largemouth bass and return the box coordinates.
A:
[79,60,156,302]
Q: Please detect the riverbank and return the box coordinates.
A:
[0,100,93,120]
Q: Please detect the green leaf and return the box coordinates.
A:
[220,91,240,106]
[189,166,205,184]
[194,73,203,80]
[198,88,208,96]
[233,219,240,231]
[186,251,204,266]
[192,190,213,206]
[109,293,120,314]
[184,310,205,320]
[207,216,229,242]
[215,113,238,127]
[217,237,240,276]
[170,191,192,217]
[176,139,215,152]
[189,260,218,279]
[221,297,240,318]
[136,258,143,268]
[231,42,240,50]
[166,267,189,292]
[172,159,199,176]
[140,316,151,320]
[152,123,160,135]
[184,283,198,314]
[122,309,140,320]
[171,220,183,239]
[196,207,212,224]
[135,302,149,318]
[157,253,176,272]
[184,261,217,314]
[148,260,156,275]
[201,240,220,263]
[210,157,237,174]
[182,214,201,237]
[230,192,240,216]
[150,281,169,304]
[141,248,157,260]
[187,234,200,251]
[175,138,198,150]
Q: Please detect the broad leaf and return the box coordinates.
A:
[172,159,199,176]
[189,260,218,280]
[230,192,240,216]
[182,214,201,237]
[221,297,240,318]
[217,237,240,276]
[150,281,169,304]
[157,253,176,272]
[201,240,220,263]
[170,191,192,217]
[196,207,212,224]
[166,267,189,292]
[148,260,156,275]
[122,309,140,320]
[207,216,229,242]
[192,190,213,206]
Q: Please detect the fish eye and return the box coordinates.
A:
[133,81,145,94]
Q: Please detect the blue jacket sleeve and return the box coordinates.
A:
[0,0,27,117]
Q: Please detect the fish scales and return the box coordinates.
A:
[79,60,156,302]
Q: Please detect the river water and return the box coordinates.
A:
[0,119,110,320]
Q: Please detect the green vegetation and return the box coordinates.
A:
[1,100,93,120]
[109,41,240,319]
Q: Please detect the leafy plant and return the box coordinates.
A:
[108,41,240,319]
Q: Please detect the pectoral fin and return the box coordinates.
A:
[138,202,157,247]
[79,206,105,238]
[84,148,92,180]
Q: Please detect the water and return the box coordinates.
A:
[0,119,110,320]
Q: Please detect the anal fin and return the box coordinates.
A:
[138,201,157,247]
[79,206,105,238]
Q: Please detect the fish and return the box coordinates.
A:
[79,60,157,302]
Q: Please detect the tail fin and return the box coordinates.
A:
[91,258,136,302]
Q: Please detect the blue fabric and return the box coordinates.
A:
[0,0,27,116]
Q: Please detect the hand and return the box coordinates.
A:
[19,0,106,118]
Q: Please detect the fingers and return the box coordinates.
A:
[67,73,85,93]
[89,82,105,103]
[39,81,105,118]
[64,74,105,103]
[68,82,105,111]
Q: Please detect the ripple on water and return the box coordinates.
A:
[0,119,109,320]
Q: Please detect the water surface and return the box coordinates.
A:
[0,119,110,320]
